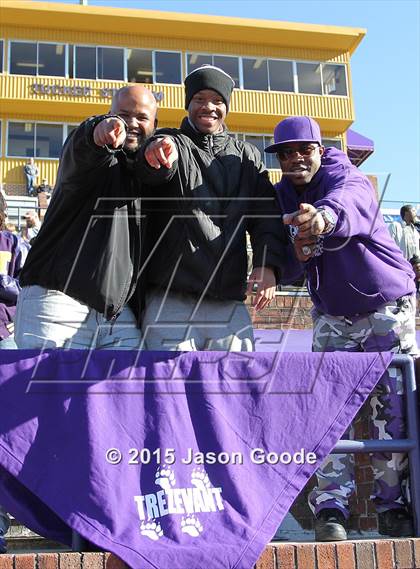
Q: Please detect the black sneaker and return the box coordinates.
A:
[315,508,347,541]
[378,509,413,537]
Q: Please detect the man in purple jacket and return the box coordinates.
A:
[265,116,418,541]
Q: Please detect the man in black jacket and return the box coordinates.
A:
[15,85,158,349]
[137,66,287,350]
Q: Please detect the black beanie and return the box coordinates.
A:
[184,65,235,111]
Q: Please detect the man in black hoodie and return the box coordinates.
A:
[15,85,157,349]
[137,66,287,350]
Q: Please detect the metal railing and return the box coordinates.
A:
[333,354,420,536]
[6,205,42,231]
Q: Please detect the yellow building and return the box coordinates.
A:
[0,0,370,196]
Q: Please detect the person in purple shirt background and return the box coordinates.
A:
[265,116,418,542]
[0,194,29,553]
[0,195,28,349]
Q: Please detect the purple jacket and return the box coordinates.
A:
[0,231,28,339]
[275,148,415,316]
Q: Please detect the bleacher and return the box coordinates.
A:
[4,195,38,229]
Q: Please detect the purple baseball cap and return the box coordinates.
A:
[264,116,322,153]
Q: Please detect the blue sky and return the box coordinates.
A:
[35,0,420,206]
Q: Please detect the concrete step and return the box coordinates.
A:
[5,520,67,554]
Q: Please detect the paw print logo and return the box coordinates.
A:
[155,464,176,491]
[181,515,203,537]
[140,519,164,541]
[191,468,212,492]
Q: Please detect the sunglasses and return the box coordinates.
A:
[277,144,320,161]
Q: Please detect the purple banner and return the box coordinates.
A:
[0,350,392,568]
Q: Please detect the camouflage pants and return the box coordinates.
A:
[308,294,418,518]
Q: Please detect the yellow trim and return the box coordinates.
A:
[2,27,351,63]
[0,1,364,190]
[0,157,58,187]
[268,170,282,185]
[0,75,355,131]
[1,2,366,55]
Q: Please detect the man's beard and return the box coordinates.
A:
[123,131,154,155]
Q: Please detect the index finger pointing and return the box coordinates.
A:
[161,137,174,149]
[157,146,170,165]
[299,203,314,213]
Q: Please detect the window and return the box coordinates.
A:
[268,60,294,92]
[243,58,269,91]
[97,47,124,80]
[297,62,322,95]
[68,45,74,79]
[263,139,278,169]
[155,51,181,84]
[232,133,278,169]
[75,46,96,79]
[10,41,66,77]
[244,134,279,169]
[63,124,79,147]
[8,122,35,157]
[322,64,347,96]
[127,49,153,84]
[36,124,63,158]
[187,52,348,96]
[322,138,343,150]
[69,45,182,84]
[186,53,212,74]
[66,124,79,139]
[10,42,37,75]
[0,40,3,73]
[213,55,240,87]
[244,134,265,157]
[38,43,65,77]
[7,122,64,158]
[74,46,124,80]
[7,38,348,98]
[187,53,240,88]
[127,49,181,85]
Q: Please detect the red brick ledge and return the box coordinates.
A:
[1,540,419,569]
[259,540,420,569]
[0,552,121,569]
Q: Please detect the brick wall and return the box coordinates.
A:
[247,292,420,331]
[258,540,420,569]
[2,184,27,197]
[1,540,419,569]
[246,293,313,330]
[0,553,124,569]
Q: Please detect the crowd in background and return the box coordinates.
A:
[388,204,420,313]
